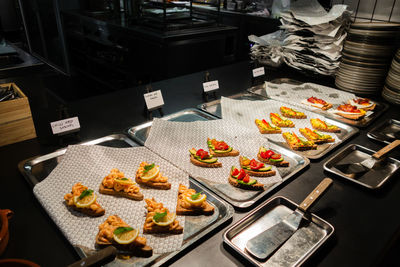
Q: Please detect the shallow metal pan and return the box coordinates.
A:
[126,109,309,209]
[18,133,234,267]
[223,196,334,266]
[367,119,400,144]
[247,79,389,128]
[323,144,400,189]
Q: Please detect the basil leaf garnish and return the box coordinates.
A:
[78,189,93,200]
[113,227,133,235]
[191,191,202,200]
[143,163,155,174]
[153,211,167,222]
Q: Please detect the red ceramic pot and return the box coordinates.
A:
[0,209,13,256]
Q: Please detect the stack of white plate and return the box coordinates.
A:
[335,22,400,95]
[383,49,400,104]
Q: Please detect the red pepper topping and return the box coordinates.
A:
[250,159,264,170]
[308,96,327,105]
[338,104,361,113]
[354,98,370,105]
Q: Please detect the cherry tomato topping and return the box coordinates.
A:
[237,169,246,180]
[232,168,239,176]
[243,174,250,183]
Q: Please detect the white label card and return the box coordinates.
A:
[203,80,219,92]
[144,90,164,110]
[252,67,265,77]
[51,117,80,135]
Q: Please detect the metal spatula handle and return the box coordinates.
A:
[298,178,333,213]
[372,140,400,159]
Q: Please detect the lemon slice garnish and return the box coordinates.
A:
[152,212,176,227]
[185,194,207,207]
[141,165,160,181]
[114,177,135,185]
[73,194,97,208]
[113,228,138,245]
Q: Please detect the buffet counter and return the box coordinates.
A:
[1,60,399,266]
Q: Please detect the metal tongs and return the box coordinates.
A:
[0,84,16,102]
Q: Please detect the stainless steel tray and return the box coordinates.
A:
[197,91,266,118]
[127,108,219,145]
[367,119,400,144]
[247,79,389,128]
[223,196,334,266]
[197,93,359,160]
[323,144,400,189]
[18,133,234,267]
[126,109,309,209]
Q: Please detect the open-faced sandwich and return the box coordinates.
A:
[348,98,376,111]
[280,107,307,119]
[239,156,276,177]
[282,132,318,151]
[255,119,281,134]
[333,104,366,120]
[136,162,171,190]
[99,168,143,201]
[258,146,289,167]
[299,128,335,144]
[301,96,332,110]
[189,148,222,168]
[96,215,153,257]
[176,184,214,216]
[270,113,295,128]
[64,183,105,217]
[228,166,264,191]
[207,138,239,157]
[143,198,183,234]
[310,118,341,133]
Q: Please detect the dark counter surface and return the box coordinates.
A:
[1,60,399,266]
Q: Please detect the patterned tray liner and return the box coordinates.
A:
[265,82,374,117]
[33,145,189,254]
[144,119,282,186]
[221,97,340,144]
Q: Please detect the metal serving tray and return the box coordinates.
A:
[197,93,359,160]
[367,119,400,144]
[223,196,334,266]
[18,133,234,267]
[247,79,388,128]
[323,144,400,189]
[127,108,218,144]
[126,109,309,209]
[197,91,266,118]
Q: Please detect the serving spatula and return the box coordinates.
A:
[335,139,400,178]
[245,178,333,261]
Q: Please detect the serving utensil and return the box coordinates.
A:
[245,178,333,260]
[335,139,400,178]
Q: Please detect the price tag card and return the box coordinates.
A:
[203,80,219,92]
[51,117,80,135]
[144,90,164,110]
[252,67,265,77]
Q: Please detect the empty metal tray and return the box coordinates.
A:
[323,144,400,189]
[127,108,218,145]
[367,119,400,144]
[223,196,334,266]
[18,133,234,267]
[127,109,309,209]
[197,91,267,118]
[247,79,388,128]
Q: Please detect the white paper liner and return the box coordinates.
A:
[220,97,340,144]
[33,145,188,254]
[144,119,282,186]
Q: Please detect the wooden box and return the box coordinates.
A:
[0,83,36,147]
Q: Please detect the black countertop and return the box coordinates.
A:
[1,60,399,266]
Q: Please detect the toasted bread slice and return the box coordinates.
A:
[311,103,332,110]
[143,198,183,234]
[280,107,307,119]
[310,118,341,133]
[99,184,143,200]
[336,111,366,120]
[135,162,171,190]
[176,184,214,216]
[228,176,264,191]
[360,103,376,111]
[239,156,276,177]
[64,183,105,217]
[255,119,282,134]
[257,153,289,167]
[190,155,222,168]
[270,113,295,128]
[348,99,376,111]
[96,215,152,257]
[207,138,239,157]
[299,128,335,144]
[282,132,317,151]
